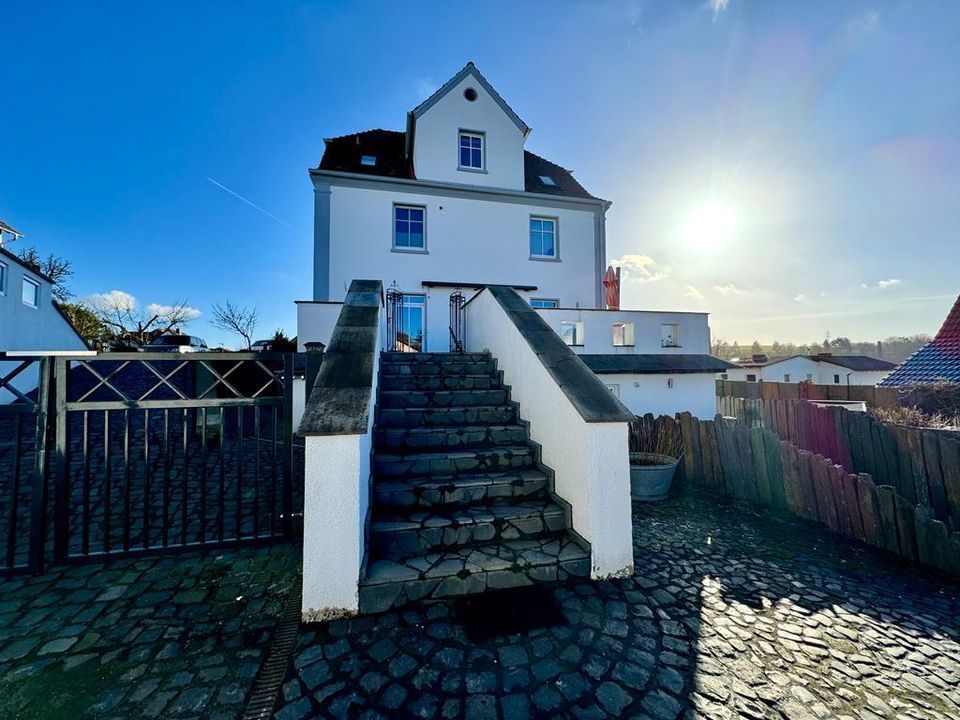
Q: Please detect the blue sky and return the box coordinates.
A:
[2,1,958,347]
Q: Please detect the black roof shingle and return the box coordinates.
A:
[581,354,738,375]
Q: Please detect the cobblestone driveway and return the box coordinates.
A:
[280,489,960,719]
[0,543,297,720]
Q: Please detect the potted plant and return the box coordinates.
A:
[628,415,684,501]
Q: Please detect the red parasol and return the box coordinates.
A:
[603,265,620,310]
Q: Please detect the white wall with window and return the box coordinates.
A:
[599,373,717,419]
[412,70,526,190]
[534,308,711,355]
[722,356,892,386]
[320,183,601,352]
[0,251,87,352]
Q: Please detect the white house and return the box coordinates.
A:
[723,353,896,386]
[0,223,87,353]
[297,62,731,418]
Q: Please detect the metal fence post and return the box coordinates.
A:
[282,353,294,538]
[28,357,53,574]
[52,357,68,563]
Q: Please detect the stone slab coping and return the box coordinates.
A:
[298,279,382,436]
[481,286,635,423]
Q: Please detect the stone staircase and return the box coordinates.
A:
[358,351,591,613]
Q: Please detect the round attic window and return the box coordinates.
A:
[463,87,478,101]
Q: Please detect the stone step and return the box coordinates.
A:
[378,388,509,409]
[371,499,567,556]
[373,445,537,479]
[381,352,491,363]
[380,358,496,377]
[375,424,528,452]
[375,404,518,429]
[373,468,549,510]
[359,535,591,614]
[379,373,501,391]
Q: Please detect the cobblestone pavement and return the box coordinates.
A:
[0,543,297,720]
[280,488,960,720]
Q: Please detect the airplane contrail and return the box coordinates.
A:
[206,177,307,237]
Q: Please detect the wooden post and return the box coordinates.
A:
[893,493,919,562]
[875,486,901,555]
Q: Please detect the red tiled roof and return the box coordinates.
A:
[879,294,960,386]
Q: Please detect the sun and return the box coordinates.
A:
[679,199,739,251]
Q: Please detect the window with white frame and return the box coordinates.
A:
[22,277,40,308]
[784,374,791,382]
[458,131,484,170]
[612,322,634,347]
[393,205,425,251]
[834,374,841,384]
[0,261,6,295]
[530,217,557,259]
[560,321,583,346]
[746,374,757,382]
[530,299,558,309]
[660,323,680,347]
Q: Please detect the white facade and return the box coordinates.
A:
[317,182,602,353]
[603,373,718,420]
[0,249,86,352]
[724,356,892,386]
[534,308,711,355]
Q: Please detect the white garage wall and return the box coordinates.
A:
[602,373,717,419]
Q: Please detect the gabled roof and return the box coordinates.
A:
[0,219,23,238]
[812,355,896,372]
[411,62,530,137]
[0,245,54,284]
[734,354,895,372]
[582,354,738,375]
[880,295,960,386]
[315,129,602,201]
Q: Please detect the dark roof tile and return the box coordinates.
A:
[581,354,738,375]
[314,130,602,201]
[880,295,960,386]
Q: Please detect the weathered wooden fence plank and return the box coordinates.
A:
[920,431,949,523]
[764,430,786,510]
[893,494,919,562]
[750,427,772,506]
[831,465,854,538]
[940,437,960,531]
[843,471,866,543]
[856,475,881,548]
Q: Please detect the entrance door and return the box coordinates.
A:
[399,295,425,352]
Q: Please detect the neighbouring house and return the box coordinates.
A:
[880,294,960,386]
[0,221,87,353]
[297,61,732,418]
[723,353,896,386]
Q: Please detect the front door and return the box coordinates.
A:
[399,295,425,352]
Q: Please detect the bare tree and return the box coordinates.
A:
[16,246,74,303]
[211,301,258,350]
[85,291,200,346]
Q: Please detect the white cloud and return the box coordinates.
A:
[794,294,808,302]
[84,290,136,311]
[861,278,902,290]
[82,291,201,320]
[847,10,878,35]
[147,303,202,320]
[713,283,745,295]
[685,285,704,299]
[611,254,667,284]
[706,0,729,21]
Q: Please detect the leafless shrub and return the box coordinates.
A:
[629,415,685,459]
[873,405,960,430]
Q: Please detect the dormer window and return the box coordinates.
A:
[360,155,376,166]
[539,176,556,186]
[458,131,484,171]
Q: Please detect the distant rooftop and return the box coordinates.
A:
[734,354,896,372]
[879,295,960,386]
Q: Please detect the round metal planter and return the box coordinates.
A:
[629,452,680,501]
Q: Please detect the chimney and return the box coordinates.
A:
[876,340,882,358]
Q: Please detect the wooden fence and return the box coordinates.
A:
[716,379,901,408]
[759,399,960,533]
[666,412,960,578]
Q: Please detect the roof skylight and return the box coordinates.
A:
[360,155,376,166]
[539,175,556,186]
